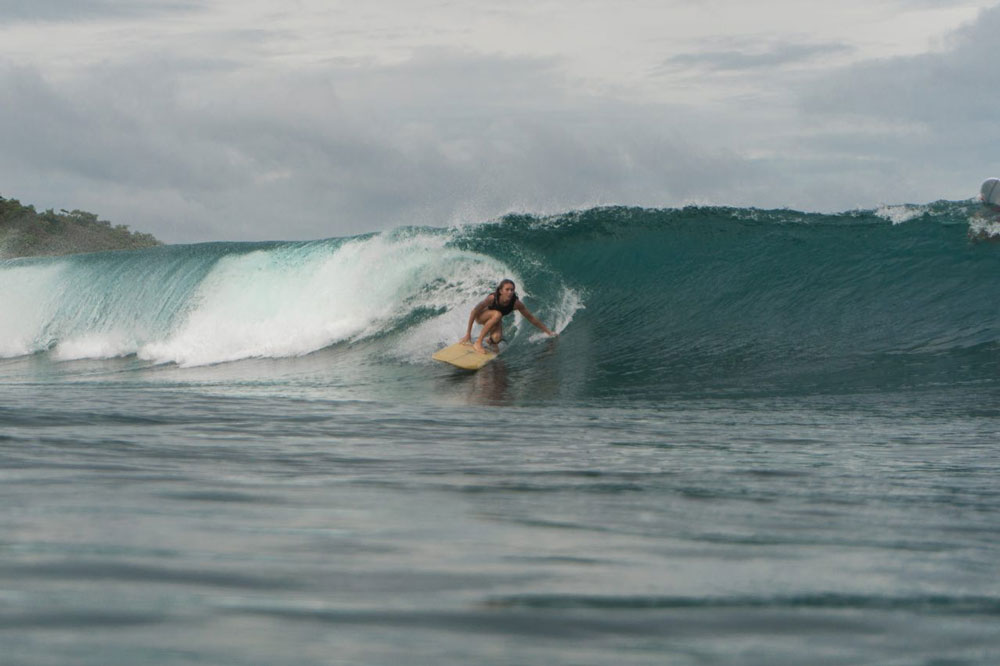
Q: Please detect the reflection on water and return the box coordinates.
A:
[469,360,510,405]
[434,337,573,407]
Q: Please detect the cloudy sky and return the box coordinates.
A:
[1,0,997,242]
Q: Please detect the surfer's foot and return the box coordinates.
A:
[473,342,487,354]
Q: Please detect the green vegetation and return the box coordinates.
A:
[0,195,161,258]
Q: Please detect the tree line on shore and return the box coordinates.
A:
[0,195,161,259]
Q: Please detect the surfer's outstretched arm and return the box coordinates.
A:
[515,302,556,336]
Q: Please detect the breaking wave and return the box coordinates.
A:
[3,200,999,398]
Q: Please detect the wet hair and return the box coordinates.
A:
[495,279,516,301]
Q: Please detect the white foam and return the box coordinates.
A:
[874,204,926,225]
[53,332,137,361]
[967,214,1000,240]
[140,233,512,367]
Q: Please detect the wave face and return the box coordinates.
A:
[2,201,999,399]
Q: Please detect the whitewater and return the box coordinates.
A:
[2,203,999,665]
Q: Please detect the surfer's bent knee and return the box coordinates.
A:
[478,310,502,326]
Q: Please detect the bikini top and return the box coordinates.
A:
[488,292,517,316]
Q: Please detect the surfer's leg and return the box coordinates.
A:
[475,311,502,354]
[489,321,503,346]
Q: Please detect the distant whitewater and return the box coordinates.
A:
[2,201,999,399]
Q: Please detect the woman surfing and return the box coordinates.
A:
[460,279,556,354]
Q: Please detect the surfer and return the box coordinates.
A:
[460,279,556,354]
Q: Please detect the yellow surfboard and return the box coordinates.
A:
[432,341,497,370]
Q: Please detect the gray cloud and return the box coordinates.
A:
[664,42,852,72]
[794,4,1000,199]
[0,47,765,242]
[0,0,197,22]
[803,5,999,123]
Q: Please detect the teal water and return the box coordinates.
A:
[2,203,999,664]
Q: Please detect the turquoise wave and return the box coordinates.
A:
[459,202,1000,396]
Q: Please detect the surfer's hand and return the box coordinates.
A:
[459,334,471,344]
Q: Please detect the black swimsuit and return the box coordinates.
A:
[488,293,517,316]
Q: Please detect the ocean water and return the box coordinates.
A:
[1,203,999,665]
